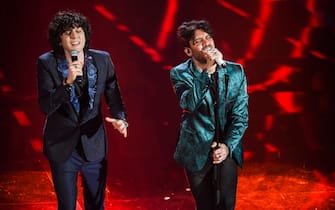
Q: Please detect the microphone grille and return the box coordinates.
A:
[70,50,78,56]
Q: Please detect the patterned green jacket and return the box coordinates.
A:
[170,58,249,172]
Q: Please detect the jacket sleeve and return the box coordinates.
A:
[37,56,71,115]
[170,67,214,112]
[224,66,249,156]
[103,53,127,121]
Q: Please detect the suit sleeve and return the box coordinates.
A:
[37,57,71,115]
[170,67,213,112]
[225,66,249,155]
[103,54,127,120]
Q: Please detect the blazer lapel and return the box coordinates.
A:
[217,67,225,102]
[51,58,80,122]
[80,52,100,123]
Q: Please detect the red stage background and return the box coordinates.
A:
[0,0,334,209]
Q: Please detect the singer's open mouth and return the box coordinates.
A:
[71,41,80,45]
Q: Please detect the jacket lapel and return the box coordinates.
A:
[80,52,98,123]
[51,58,80,122]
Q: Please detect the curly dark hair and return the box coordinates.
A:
[177,20,214,47]
[48,10,91,57]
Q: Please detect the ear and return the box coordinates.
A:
[184,47,192,56]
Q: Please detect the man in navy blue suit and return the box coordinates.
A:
[37,10,128,209]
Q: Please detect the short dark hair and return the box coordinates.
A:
[177,20,214,47]
[48,10,91,57]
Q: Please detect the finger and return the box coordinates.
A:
[211,141,218,148]
[118,126,127,138]
[213,160,221,164]
[77,70,83,76]
[214,152,220,158]
[117,124,126,132]
[213,156,225,164]
[105,117,116,123]
[105,118,120,129]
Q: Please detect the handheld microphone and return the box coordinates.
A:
[215,57,226,67]
[203,46,226,67]
[70,50,78,62]
[70,50,83,85]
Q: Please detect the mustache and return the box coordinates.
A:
[202,45,215,53]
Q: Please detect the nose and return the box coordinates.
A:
[69,30,77,39]
[203,38,213,47]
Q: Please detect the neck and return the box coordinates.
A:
[192,58,207,72]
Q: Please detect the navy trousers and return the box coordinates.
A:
[49,150,107,210]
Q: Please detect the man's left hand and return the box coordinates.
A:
[105,117,128,138]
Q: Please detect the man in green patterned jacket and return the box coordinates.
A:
[170,20,248,210]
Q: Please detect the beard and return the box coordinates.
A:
[192,54,207,64]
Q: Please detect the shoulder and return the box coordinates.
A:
[37,51,57,68]
[87,49,114,68]
[38,51,54,61]
[170,59,191,75]
[87,49,110,58]
[225,60,245,76]
[225,60,243,70]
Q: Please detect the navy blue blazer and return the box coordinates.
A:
[37,49,126,163]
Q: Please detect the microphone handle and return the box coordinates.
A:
[72,56,83,84]
[76,75,83,84]
[71,55,78,62]
[215,58,226,67]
